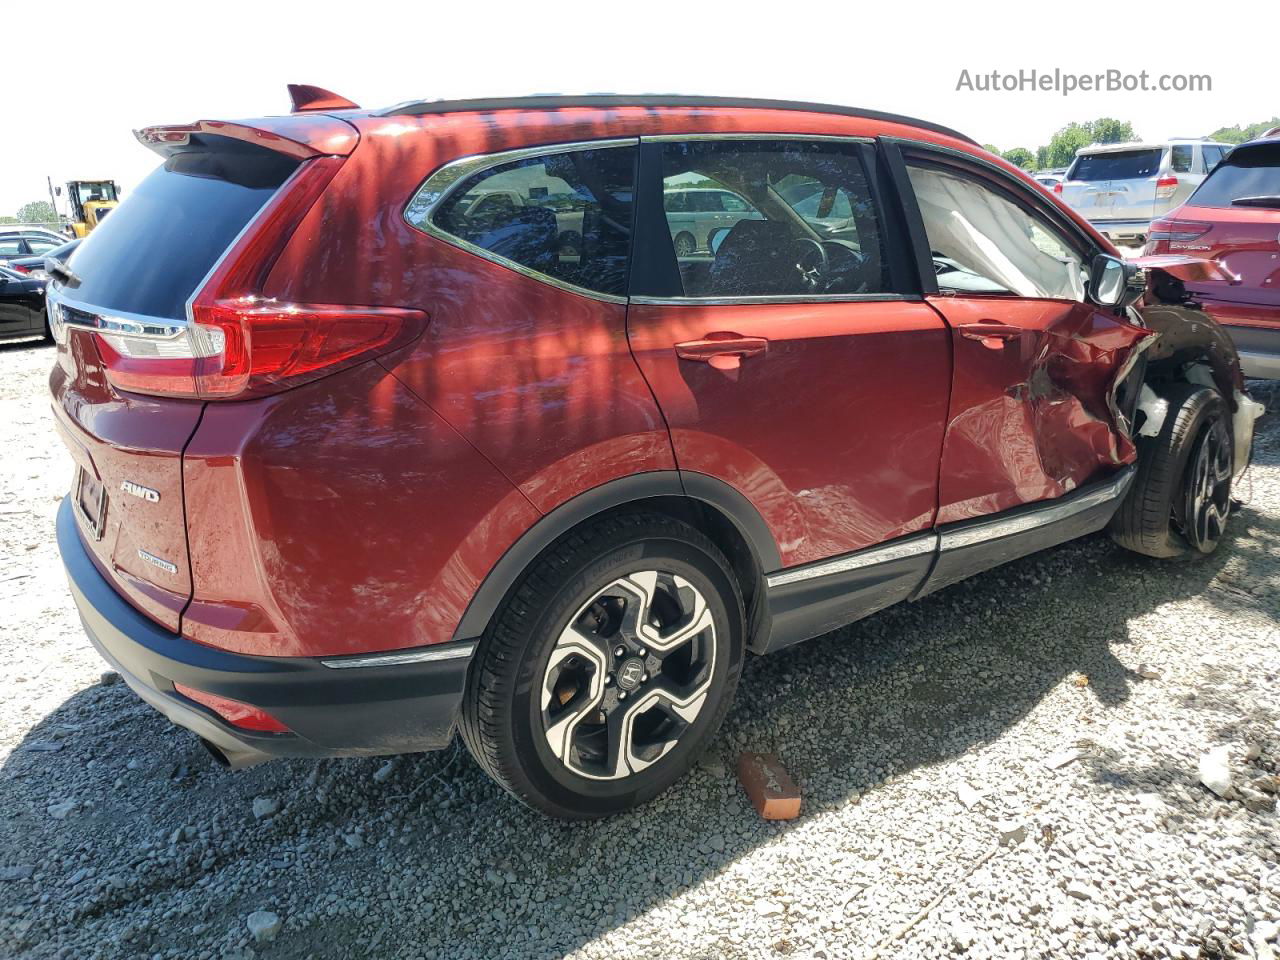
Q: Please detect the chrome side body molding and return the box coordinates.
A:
[758,467,1136,653]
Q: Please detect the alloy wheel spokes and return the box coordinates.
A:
[540,570,716,781]
[1186,420,1232,550]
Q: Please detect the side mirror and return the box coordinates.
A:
[709,227,731,255]
[1089,253,1140,308]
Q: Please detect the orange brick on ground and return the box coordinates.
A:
[737,752,801,820]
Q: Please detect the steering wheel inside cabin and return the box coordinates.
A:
[791,238,830,293]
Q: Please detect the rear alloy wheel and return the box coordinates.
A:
[673,232,696,257]
[461,513,743,819]
[541,570,716,781]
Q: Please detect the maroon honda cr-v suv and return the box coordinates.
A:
[50,89,1262,818]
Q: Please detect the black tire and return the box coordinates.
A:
[460,512,744,819]
[673,232,696,257]
[1110,383,1233,559]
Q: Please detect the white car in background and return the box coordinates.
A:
[1056,139,1231,245]
[1032,171,1064,191]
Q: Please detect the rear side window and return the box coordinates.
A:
[1189,143,1280,208]
[0,237,21,256]
[62,139,298,320]
[1069,149,1163,181]
[1171,145,1193,173]
[655,139,888,298]
[420,146,636,298]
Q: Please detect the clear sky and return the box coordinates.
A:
[3,0,1273,218]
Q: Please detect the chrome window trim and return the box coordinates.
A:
[402,138,638,306]
[766,532,937,588]
[938,466,1135,553]
[631,293,916,307]
[640,134,876,144]
[320,640,477,670]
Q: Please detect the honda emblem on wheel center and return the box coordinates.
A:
[616,658,645,691]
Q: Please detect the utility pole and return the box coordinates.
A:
[46,176,62,232]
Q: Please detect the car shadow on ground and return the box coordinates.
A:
[0,337,51,354]
[2,388,1276,958]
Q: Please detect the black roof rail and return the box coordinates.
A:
[377,94,978,146]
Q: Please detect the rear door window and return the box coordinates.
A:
[1171,145,1193,173]
[62,138,299,320]
[1069,149,1164,181]
[1189,143,1280,208]
[0,237,22,257]
[417,145,637,298]
[649,139,889,298]
[25,237,62,255]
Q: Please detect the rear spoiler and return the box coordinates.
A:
[134,115,358,160]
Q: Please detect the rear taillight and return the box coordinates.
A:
[1053,182,1063,194]
[9,264,29,273]
[1144,218,1213,254]
[94,155,426,400]
[173,683,290,733]
[1155,175,1179,200]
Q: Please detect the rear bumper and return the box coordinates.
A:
[1087,219,1152,243]
[1197,306,1280,380]
[56,498,473,767]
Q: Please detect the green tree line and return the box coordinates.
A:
[986,116,1280,172]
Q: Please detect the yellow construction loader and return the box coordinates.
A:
[58,180,121,237]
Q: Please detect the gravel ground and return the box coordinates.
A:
[1,336,1278,960]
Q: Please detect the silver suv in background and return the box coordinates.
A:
[1057,140,1231,245]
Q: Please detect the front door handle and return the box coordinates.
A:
[957,322,1024,350]
[675,334,769,371]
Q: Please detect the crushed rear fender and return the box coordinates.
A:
[1132,256,1247,405]
[1131,257,1265,474]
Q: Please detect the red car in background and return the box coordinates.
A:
[49,89,1263,818]
[1146,131,1280,379]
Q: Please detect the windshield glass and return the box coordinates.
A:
[1068,149,1163,181]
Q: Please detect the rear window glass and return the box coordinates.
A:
[1189,143,1280,208]
[61,139,298,320]
[1068,149,1163,181]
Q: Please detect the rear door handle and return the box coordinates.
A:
[957,322,1024,349]
[675,334,769,371]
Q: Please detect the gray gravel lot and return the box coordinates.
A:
[1,337,1277,960]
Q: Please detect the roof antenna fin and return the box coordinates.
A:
[288,84,359,113]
